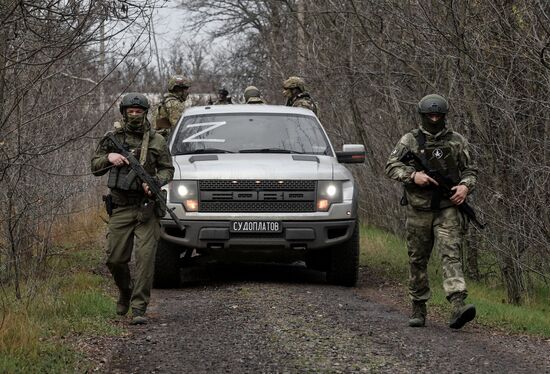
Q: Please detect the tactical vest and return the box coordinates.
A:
[155,96,180,130]
[107,131,150,193]
[107,164,141,192]
[406,129,461,210]
[287,93,318,114]
[414,130,460,184]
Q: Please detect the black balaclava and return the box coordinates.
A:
[421,113,446,134]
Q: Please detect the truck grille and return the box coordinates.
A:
[199,180,315,191]
[198,180,316,212]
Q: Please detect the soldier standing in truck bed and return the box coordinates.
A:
[153,75,192,139]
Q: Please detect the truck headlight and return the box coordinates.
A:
[317,181,343,211]
[169,180,198,212]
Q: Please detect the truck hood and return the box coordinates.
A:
[172,154,334,180]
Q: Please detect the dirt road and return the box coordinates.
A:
[101,264,550,373]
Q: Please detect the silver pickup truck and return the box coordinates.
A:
[155,104,365,288]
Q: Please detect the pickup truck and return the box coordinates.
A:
[155,104,365,287]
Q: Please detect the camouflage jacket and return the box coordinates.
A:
[246,97,266,104]
[153,93,186,138]
[286,92,318,115]
[385,126,477,210]
[91,124,174,204]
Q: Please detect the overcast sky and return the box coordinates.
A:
[151,1,223,61]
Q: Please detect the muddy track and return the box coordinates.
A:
[100,264,550,373]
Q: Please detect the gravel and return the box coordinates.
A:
[93,263,550,374]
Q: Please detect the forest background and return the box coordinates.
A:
[0,0,549,318]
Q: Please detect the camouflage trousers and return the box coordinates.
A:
[106,205,160,312]
[405,205,467,302]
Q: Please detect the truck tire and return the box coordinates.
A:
[153,239,182,288]
[326,221,359,287]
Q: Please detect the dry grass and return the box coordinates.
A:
[49,206,106,248]
[0,208,118,372]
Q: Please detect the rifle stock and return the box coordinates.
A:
[107,133,186,233]
[400,151,486,229]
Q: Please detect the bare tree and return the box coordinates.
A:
[176,0,550,304]
[0,0,162,299]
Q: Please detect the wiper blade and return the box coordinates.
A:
[182,148,234,154]
[238,148,304,154]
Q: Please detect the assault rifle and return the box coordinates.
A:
[400,150,486,229]
[107,133,186,233]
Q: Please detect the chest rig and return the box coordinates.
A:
[107,130,150,192]
[414,130,460,183]
[409,129,461,209]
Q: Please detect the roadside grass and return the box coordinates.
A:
[0,212,120,373]
[359,225,550,338]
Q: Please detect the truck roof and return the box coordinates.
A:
[182,104,318,117]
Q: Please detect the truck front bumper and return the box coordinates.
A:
[160,219,356,251]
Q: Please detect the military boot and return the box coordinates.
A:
[130,309,147,325]
[408,301,427,327]
[116,287,132,316]
[448,292,476,329]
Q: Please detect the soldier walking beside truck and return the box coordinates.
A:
[91,93,174,325]
[385,94,478,329]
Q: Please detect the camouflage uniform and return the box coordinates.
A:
[286,92,317,113]
[385,94,477,328]
[92,93,174,320]
[244,86,266,104]
[283,76,318,115]
[213,88,232,105]
[153,75,191,139]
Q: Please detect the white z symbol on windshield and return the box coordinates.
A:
[181,121,227,143]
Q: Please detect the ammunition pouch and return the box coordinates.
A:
[107,165,141,191]
[155,116,172,130]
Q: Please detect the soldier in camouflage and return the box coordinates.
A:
[385,94,477,329]
[244,86,266,104]
[153,75,192,139]
[212,88,232,105]
[92,93,174,325]
[282,76,318,115]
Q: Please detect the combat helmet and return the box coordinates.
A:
[283,76,306,92]
[119,92,150,114]
[168,75,192,92]
[417,94,449,114]
[244,86,261,102]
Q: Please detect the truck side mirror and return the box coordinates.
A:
[336,144,365,164]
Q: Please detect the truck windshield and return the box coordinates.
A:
[171,113,332,156]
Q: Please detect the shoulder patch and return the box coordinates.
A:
[113,121,123,132]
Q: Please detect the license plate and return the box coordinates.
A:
[230,221,282,233]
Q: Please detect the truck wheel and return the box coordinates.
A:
[326,221,359,287]
[153,239,182,288]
